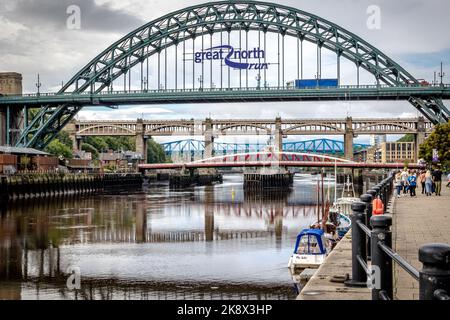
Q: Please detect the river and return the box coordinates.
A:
[0,173,353,300]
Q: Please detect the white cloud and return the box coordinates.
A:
[77,106,173,120]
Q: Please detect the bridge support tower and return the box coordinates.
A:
[275,117,283,152]
[344,117,354,160]
[414,116,426,163]
[0,73,23,146]
[204,118,214,159]
[136,119,148,164]
[66,121,82,152]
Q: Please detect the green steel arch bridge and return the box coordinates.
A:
[1,1,449,150]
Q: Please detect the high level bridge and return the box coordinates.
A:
[0,1,448,150]
[68,117,432,161]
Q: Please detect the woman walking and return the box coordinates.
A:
[419,171,426,194]
[425,170,433,196]
[394,171,403,198]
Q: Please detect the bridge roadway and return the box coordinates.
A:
[1,85,450,106]
[67,116,431,162]
[139,161,424,171]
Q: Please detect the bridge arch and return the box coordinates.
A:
[354,122,415,134]
[192,151,354,165]
[16,1,448,149]
[284,123,344,134]
[77,124,136,136]
[61,1,418,94]
[218,124,273,134]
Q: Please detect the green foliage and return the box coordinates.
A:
[85,137,109,153]
[84,136,135,153]
[419,121,450,169]
[81,143,99,159]
[147,138,170,164]
[55,131,73,148]
[45,140,73,159]
[397,134,414,143]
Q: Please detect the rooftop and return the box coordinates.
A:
[0,146,50,156]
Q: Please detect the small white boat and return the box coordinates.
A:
[288,229,331,271]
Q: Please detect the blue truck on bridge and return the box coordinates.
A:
[289,78,339,89]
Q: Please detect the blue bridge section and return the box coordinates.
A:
[161,138,370,157]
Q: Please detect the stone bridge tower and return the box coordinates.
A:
[0,72,23,146]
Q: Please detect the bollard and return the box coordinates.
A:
[345,202,368,287]
[360,193,373,260]
[418,243,450,300]
[370,215,393,300]
[373,185,381,198]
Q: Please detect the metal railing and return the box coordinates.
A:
[345,174,450,300]
[1,83,450,99]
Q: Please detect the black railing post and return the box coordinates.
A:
[345,202,367,287]
[370,215,393,300]
[373,185,381,199]
[361,193,373,260]
[419,244,450,300]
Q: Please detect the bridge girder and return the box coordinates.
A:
[11,1,449,149]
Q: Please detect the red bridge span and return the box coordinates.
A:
[138,152,423,171]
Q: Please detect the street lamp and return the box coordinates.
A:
[438,62,446,86]
[36,74,42,96]
[198,75,203,91]
[256,74,261,90]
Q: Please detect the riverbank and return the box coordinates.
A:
[297,179,450,300]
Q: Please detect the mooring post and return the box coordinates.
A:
[370,215,393,300]
[345,201,367,287]
[419,244,450,300]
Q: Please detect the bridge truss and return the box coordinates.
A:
[161,138,370,157]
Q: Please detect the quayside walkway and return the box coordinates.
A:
[298,179,450,300]
[393,184,450,300]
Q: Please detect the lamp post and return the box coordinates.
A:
[438,62,446,86]
[36,74,42,96]
[198,75,203,91]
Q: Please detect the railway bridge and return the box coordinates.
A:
[68,117,432,161]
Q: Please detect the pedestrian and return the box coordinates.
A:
[447,172,450,188]
[394,171,402,198]
[419,170,426,194]
[432,167,443,196]
[425,170,433,196]
[401,169,409,195]
[407,171,417,197]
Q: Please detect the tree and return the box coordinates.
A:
[419,121,450,169]
[397,134,414,142]
[45,140,73,159]
[147,138,169,163]
[81,143,99,160]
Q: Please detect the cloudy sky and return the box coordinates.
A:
[1,0,449,143]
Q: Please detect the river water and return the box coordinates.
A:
[0,173,352,300]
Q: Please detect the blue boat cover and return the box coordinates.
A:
[293,229,326,255]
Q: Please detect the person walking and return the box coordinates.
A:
[432,167,443,196]
[407,172,417,197]
[401,169,409,195]
[419,171,426,194]
[447,172,450,188]
[425,170,433,196]
[394,171,403,198]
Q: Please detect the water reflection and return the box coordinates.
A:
[0,174,342,300]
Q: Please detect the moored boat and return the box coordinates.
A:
[288,229,331,271]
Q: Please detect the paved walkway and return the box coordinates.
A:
[392,182,450,300]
